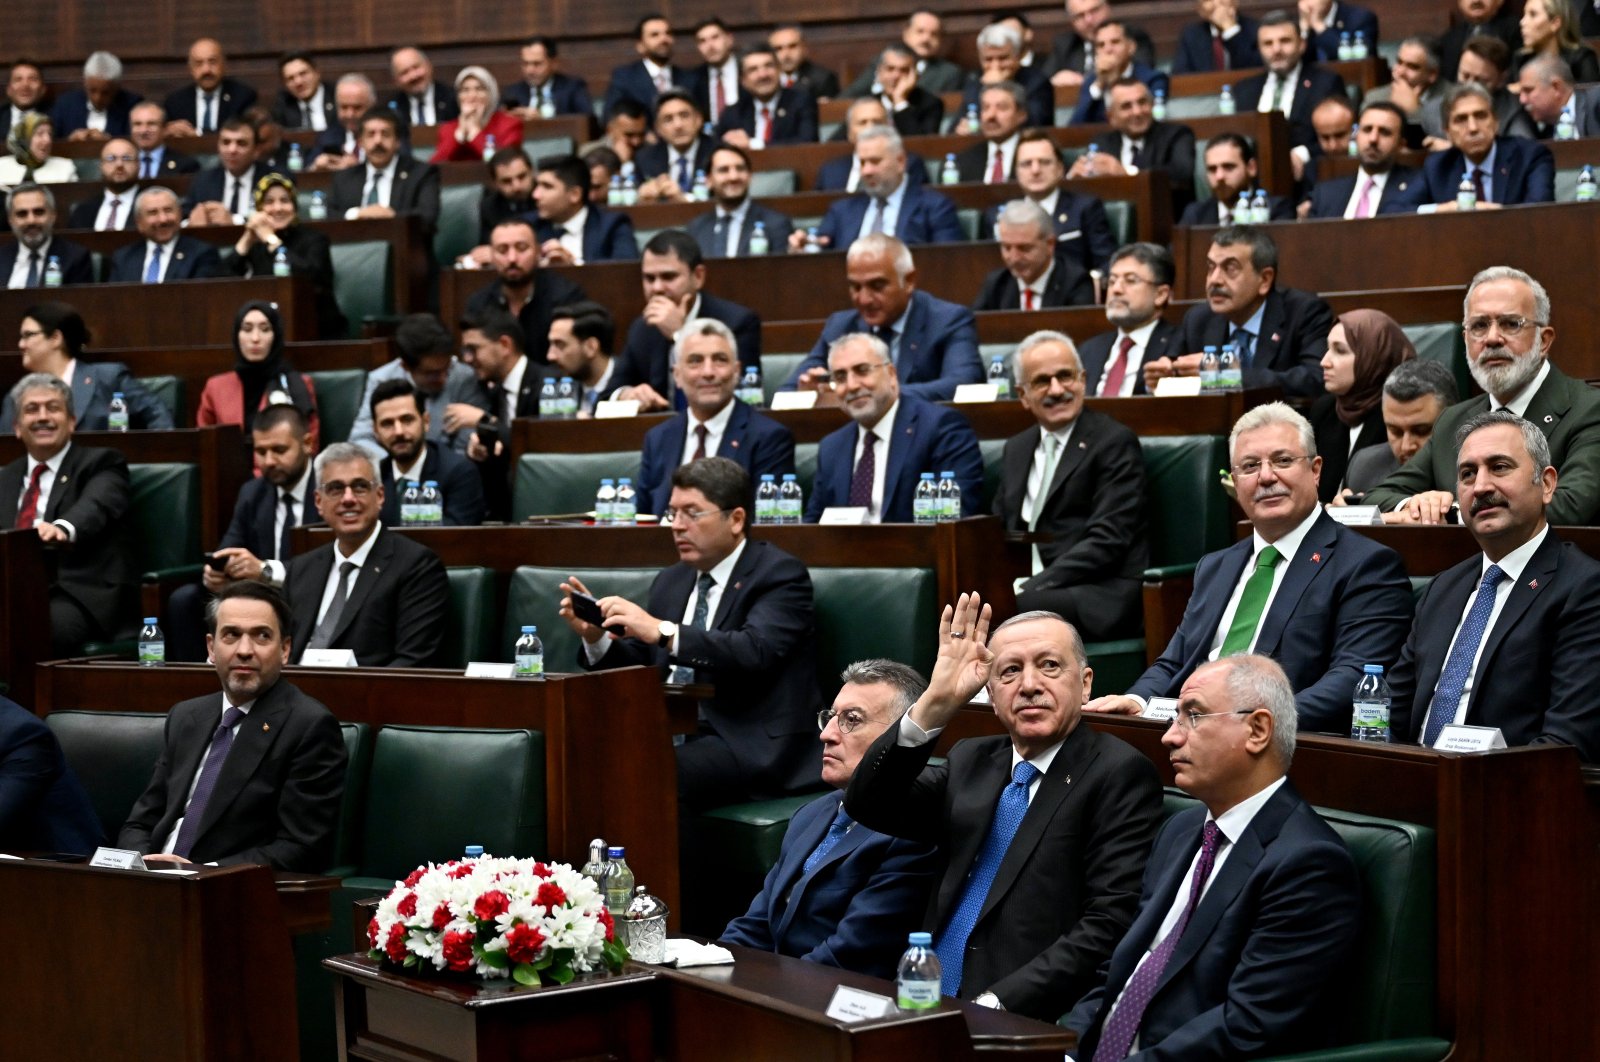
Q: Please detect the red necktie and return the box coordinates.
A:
[693,424,709,461]
[1022,288,1036,310]
[1212,31,1227,70]
[761,105,773,144]
[989,147,1005,183]
[14,463,46,529]
[1102,335,1134,396]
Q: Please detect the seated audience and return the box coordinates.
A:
[0,114,77,191]
[1081,242,1182,396]
[713,46,818,148]
[67,138,139,230]
[271,51,333,131]
[953,83,1030,183]
[352,313,488,460]
[957,22,1053,129]
[129,101,199,177]
[861,45,945,138]
[246,104,294,172]
[580,99,649,166]
[431,66,524,164]
[1514,54,1600,139]
[52,51,140,140]
[635,89,716,201]
[816,97,930,191]
[1174,0,1263,72]
[183,117,281,224]
[1232,10,1348,168]
[1308,310,1416,502]
[973,199,1096,311]
[994,131,1117,276]
[586,148,623,207]
[690,18,741,123]
[0,694,102,853]
[0,301,171,430]
[221,174,346,338]
[604,14,693,116]
[686,144,795,258]
[799,125,961,251]
[1298,93,1358,191]
[530,153,639,264]
[1335,359,1459,500]
[465,217,587,363]
[769,24,840,100]
[1440,35,1537,140]
[1441,0,1523,79]
[307,74,378,170]
[1049,0,1158,84]
[4,183,93,288]
[1072,78,1198,218]
[369,379,485,527]
[1181,134,1295,226]
[1365,36,1450,143]
[1302,0,1379,62]
[107,186,223,282]
[1305,102,1427,218]
[198,300,321,446]
[503,36,594,120]
[1516,0,1599,81]
[2,61,46,134]
[329,109,441,229]
[1069,21,1169,125]
[386,46,457,126]
[474,148,537,255]
[845,10,968,96]
[161,38,257,137]
[545,300,619,417]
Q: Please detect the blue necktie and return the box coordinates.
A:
[171,705,247,857]
[676,156,691,193]
[1230,326,1255,367]
[1423,564,1505,747]
[936,760,1040,996]
[669,571,715,684]
[144,244,163,283]
[802,806,853,875]
[24,251,40,288]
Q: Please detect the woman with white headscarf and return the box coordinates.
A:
[431,65,525,162]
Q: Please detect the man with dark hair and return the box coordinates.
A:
[1173,0,1263,73]
[799,125,962,251]
[353,314,488,460]
[329,108,441,229]
[369,379,486,527]
[1047,0,1157,85]
[1069,20,1169,125]
[1305,101,1427,218]
[952,82,1030,183]
[844,10,968,97]
[605,13,693,116]
[458,310,543,520]
[715,46,818,148]
[465,217,588,364]
[546,301,619,416]
[3,61,47,134]
[385,46,458,127]
[1180,134,1296,226]
[119,581,347,870]
[1231,11,1348,161]
[561,457,823,809]
[69,138,140,230]
[1364,36,1448,141]
[1418,82,1553,210]
[472,147,538,252]
[816,97,932,191]
[272,51,335,131]
[685,144,796,258]
[530,153,639,264]
[1337,360,1458,499]
[635,89,717,201]
[1079,242,1182,396]
[129,100,200,177]
[691,17,741,123]
[1072,77,1199,217]
[161,38,258,137]
[1438,0,1522,82]
[184,117,281,225]
[769,24,840,101]
[1444,35,1536,140]
[860,44,946,138]
[3,185,94,288]
[503,36,594,120]
[1301,0,1379,63]
[990,131,1117,276]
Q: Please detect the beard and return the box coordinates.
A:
[1468,334,1544,399]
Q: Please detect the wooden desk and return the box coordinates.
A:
[0,275,314,347]
[0,530,50,709]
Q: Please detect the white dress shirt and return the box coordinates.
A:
[897,712,1064,808]
[560,206,589,264]
[853,398,901,522]
[705,58,739,118]
[222,164,258,222]
[680,395,737,465]
[96,190,132,231]
[21,442,75,539]
[7,238,52,289]
[299,85,329,131]
[856,174,909,241]
[498,355,531,424]
[1016,259,1056,310]
[585,537,749,663]
[314,520,383,625]
[715,198,751,255]
[1342,169,1390,219]
[344,158,398,220]
[1206,503,1321,660]
[193,87,221,130]
[984,134,1020,183]
[1022,423,1078,526]
[143,237,178,282]
[1098,318,1159,397]
[160,696,257,854]
[261,465,312,586]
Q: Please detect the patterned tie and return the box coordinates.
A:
[1101,335,1134,396]
[1472,167,1487,204]
[1423,565,1505,746]
[144,244,163,283]
[307,561,357,651]
[867,196,887,235]
[669,571,716,684]
[1092,821,1224,1061]
[1269,76,1287,115]
[692,423,710,461]
[24,251,40,288]
[170,705,248,857]
[655,69,671,94]
[848,428,877,509]
[278,490,297,560]
[1219,545,1281,656]
[1353,175,1375,219]
[801,806,853,875]
[936,760,1040,996]
[709,69,722,121]
[1231,326,1255,367]
[14,463,46,529]
[106,196,121,230]
[760,104,773,144]
[301,101,312,127]
[989,146,1005,183]
[364,170,380,206]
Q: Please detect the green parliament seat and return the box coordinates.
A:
[513,449,640,519]
[809,566,938,698]
[957,207,983,241]
[760,353,805,405]
[135,375,184,424]
[326,722,374,878]
[522,135,575,163]
[1401,322,1469,398]
[750,170,796,196]
[505,565,657,665]
[440,566,496,668]
[304,368,367,444]
[1143,434,1232,575]
[130,462,201,579]
[793,441,818,498]
[978,436,1006,511]
[432,183,483,266]
[329,240,394,337]
[1103,199,1136,248]
[45,710,166,841]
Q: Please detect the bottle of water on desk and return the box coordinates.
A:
[755,474,778,524]
[557,376,578,418]
[604,847,635,918]
[1456,175,1477,212]
[595,478,617,525]
[1578,166,1597,202]
[777,473,803,524]
[138,618,165,666]
[1199,345,1219,390]
[988,355,1012,397]
[748,221,769,256]
[1232,191,1251,225]
[1337,32,1353,61]
[108,391,129,431]
[1218,84,1236,115]
[514,625,544,678]
[914,472,937,524]
[737,365,763,406]
[581,838,609,886]
[1152,87,1167,121]
[1217,344,1242,390]
[1352,32,1369,60]
[273,246,291,277]
[896,932,941,1010]
[941,153,959,185]
[43,255,62,288]
[621,172,638,206]
[400,481,422,526]
[309,191,327,220]
[937,471,960,521]
[692,169,709,201]
[287,142,303,173]
[963,104,979,135]
[483,134,496,156]
[1250,189,1269,224]
[1348,125,1359,157]
[1557,112,1577,141]
[1350,664,1392,742]
[614,477,637,524]
[419,480,443,526]
[803,227,823,253]
[538,377,558,418]
[608,174,624,206]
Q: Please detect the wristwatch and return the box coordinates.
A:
[657,621,678,648]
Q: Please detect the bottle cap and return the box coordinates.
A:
[783,473,797,480]
[1363,663,1383,674]
[465,845,484,857]
[921,472,935,479]
[607,846,625,858]
[761,473,775,481]
[424,480,437,487]
[521,625,534,633]
[908,931,933,946]
[940,470,954,477]
[143,616,158,624]
[619,477,632,485]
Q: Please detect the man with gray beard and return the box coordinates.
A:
[1366,266,1600,525]
[1078,242,1182,396]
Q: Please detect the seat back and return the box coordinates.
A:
[1141,435,1232,568]
[45,710,166,840]
[1401,322,1469,398]
[1103,199,1135,247]
[750,170,796,196]
[809,566,938,697]
[760,353,806,404]
[441,566,496,667]
[329,240,394,336]
[513,450,641,519]
[129,463,200,576]
[506,565,658,665]
[135,375,184,423]
[978,437,1006,511]
[522,135,575,163]
[328,722,374,875]
[304,368,368,444]
[433,184,484,266]
[793,441,819,498]
[957,207,982,240]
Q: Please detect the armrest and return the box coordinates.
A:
[1258,1037,1452,1062]
[1142,563,1198,581]
[142,563,205,583]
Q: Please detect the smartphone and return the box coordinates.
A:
[570,590,606,627]
[204,552,229,573]
[475,424,499,453]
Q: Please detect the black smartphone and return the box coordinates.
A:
[204,552,229,572]
[475,424,499,452]
[570,590,606,627]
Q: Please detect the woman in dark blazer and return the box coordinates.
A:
[1516,0,1600,82]
[197,299,321,451]
[221,173,347,339]
[1309,309,1416,503]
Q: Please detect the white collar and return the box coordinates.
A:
[701,535,748,589]
[26,441,72,478]
[1482,523,1549,583]
[1491,359,1550,417]
[335,519,383,562]
[1009,733,1068,777]
[1252,501,1321,560]
[1119,317,1160,345]
[1209,775,1288,843]
[690,394,738,436]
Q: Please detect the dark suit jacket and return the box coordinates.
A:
[1306,165,1426,218]
[531,206,639,262]
[1080,320,1182,396]
[720,791,937,977]
[329,159,442,230]
[285,526,449,667]
[603,61,693,116]
[503,74,594,118]
[1128,509,1413,731]
[815,182,963,248]
[610,292,761,399]
[1387,532,1600,761]
[219,471,320,562]
[0,696,102,853]
[636,402,796,515]
[1178,286,1335,398]
[1307,3,1380,62]
[183,162,285,213]
[379,439,487,527]
[713,88,818,144]
[972,255,1095,311]
[815,152,929,191]
[271,87,339,130]
[51,87,141,137]
[979,190,1117,275]
[1344,444,1398,496]
[1421,136,1555,206]
[116,680,347,870]
[1069,64,1171,126]
[106,235,223,283]
[0,361,173,432]
[1179,194,1296,226]
[844,56,968,97]
[162,78,259,130]
[465,271,588,361]
[384,80,460,125]
[785,60,840,101]
[890,87,946,138]
[1440,11,1523,81]
[956,67,1056,129]
[787,289,983,402]
[1095,122,1199,213]
[1172,18,1263,73]
[845,722,1162,1018]
[1308,395,1387,502]
[140,147,200,176]
[307,125,360,165]
[805,393,985,522]
[580,539,823,796]
[634,136,717,185]
[1047,27,1157,79]
[67,190,139,230]
[1232,64,1348,150]
[1365,364,1600,525]
[220,223,347,339]
[1063,781,1360,1059]
[1532,84,1600,139]
[685,201,795,258]
[0,237,94,286]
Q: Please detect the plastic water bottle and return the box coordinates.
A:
[1352,32,1369,60]
[941,152,960,185]
[1217,344,1242,390]
[272,246,291,277]
[43,255,62,288]
[963,103,979,135]
[400,480,422,526]
[738,365,763,406]
[1232,191,1251,225]
[1350,664,1392,742]
[514,625,544,678]
[138,618,165,666]
[1577,165,1597,202]
[988,355,1012,397]
[692,169,710,201]
[1084,143,1099,168]
[483,133,496,156]
[608,174,624,205]
[287,142,303,172]
[1337,32,1353,61]
[936,471,960,522]
[604,847,635,917]
[538,376,558,418]
[595,478,617,525]
[914,472,937,524]
[1348,125,1359,157]
[464,844,484,859]
[896,932,942,1010]
[1250,189,1269,224]
[1151,87,1167,121]
[557,376,578,418]
[747,220,769,256]
[538,96,556,120]
[1218,84,1236,115]
[1457,175,1477,211]
[803,226,823,253]
[309,191,327,220]
[755,474,778,524]
[1556,111,1577,141]
[1199,345,1220,390]
[614,477,637,524]
[108,391,129,431]
[777,473,802,524]
[421,480,444,526]
[621,172,638,205]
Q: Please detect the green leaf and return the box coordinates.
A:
[602,938,630,968]
[402,954,418,968]
[474,946,510,970]
[548,964,575,985]
[512,964,538,986]
[366,949,383,961]
[531,953,554,971]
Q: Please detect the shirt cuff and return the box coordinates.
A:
[897,713,942,747]
[261,559,285,587]
[1292,145,1311,165]
[343,207,361,221]
[582,633,615,664]
[1125,694,1148,712]
[53,519,76,542]
[1222,24,1242,40]
[1416,203,1440,215]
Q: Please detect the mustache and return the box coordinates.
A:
[1470,492,1509,515]
[1207,285,1231,299]
[1252,484,1292,503]
[1037,391,1075,409]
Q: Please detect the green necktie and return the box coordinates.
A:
[1219,545,1282,656]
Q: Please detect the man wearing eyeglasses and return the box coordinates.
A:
[1366,266,1600,525]
[67,139,140,230]
[1087,402,1411,731]
[721,659,937,975]
[283,442,449,666]
[1078,243,1182,397]
[560,457,822,809]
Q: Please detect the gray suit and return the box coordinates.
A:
[1,361,174,433]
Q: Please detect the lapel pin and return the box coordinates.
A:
[1544,414,1554,424]
[1311,552,1322,563]
[1529,578,1539,589]
[729,438,739,448]
[262,723,270,732]
[1078,440,1087,449]
[176,251,186,260]
[1270,332,1280,342]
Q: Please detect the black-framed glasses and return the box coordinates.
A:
[817,707,889,734]
[1230,454,1312,479]
[319,479,375,499]
[663,506,731,525]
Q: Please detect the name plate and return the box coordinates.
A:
[824,984,897,1023]
[1433,724,1507,752]
[819,506,869,525]
[1325,505,1382,526]
[594,399,640,419]
[300,648,358,668]
[464,662,516,679]
[89,847,147,870]
[1140,697,1179,722]
[770,390,818,411]
[952,383,1000,404]
[1153,376,1202,397]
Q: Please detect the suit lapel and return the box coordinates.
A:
[1469,535,1558,716]
[935,743,1012,924]
[883,400,919,518]
[72,374,96,429]
[710,541,760,628]
[294,545,336,650]
[167,698,222,828]
[1252,291,1287,370]
[897,295,927,380]
[1254,514,1336,654]
[1041,419,1091,512]
[329,529,393,642]
[1001,428,1041,525]
[718,402,750,462]
[192,682,290,842]
[42,446,84,521]
[1521,368,1571,434]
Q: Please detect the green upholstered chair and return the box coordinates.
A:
[135,374,184,424]
[809,566,938,696]
[750,170,796,196]
[1143,435,1233,575]
[505,565,657,666]
[329,240,393,337]
[439,566,496,668]
[45,710,166,842]
[432,183,484,266]
[91,462,201,655]
[304,368,367,444]
[513,450,641,519]
[1103,200,1135,247]
[760,353,806,405]
[325,721,373,878]
[793,441,818,498]
[957,207,982,240]
[978,437,1006,512]
[1401,322,1469,399]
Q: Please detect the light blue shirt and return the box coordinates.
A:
[856,174,910,241]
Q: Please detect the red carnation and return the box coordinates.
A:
[404,867,426,887]
[396,891,418,918]
[474,889,511,921]
[504,922,547,963]
[531,861,551,878]
[384,922,407,963]
[366,919,379,947]
[535,882,567,909]
[442,929,475,972]
[448,863,475,879]
[597,906,615,942]
[432,903,452,930]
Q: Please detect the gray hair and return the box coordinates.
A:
[1522,53,1575,87]
[455,65,500,111]
[315,441,378,479]
[980,79,1028,110]
[134,185,179,213]
[854,122,904,157]
[1465,265,1551,326]
[827,331,891,367]
[976,22,1022,54]
[1220,655,1298,768]
[671,316,738,365]
[9,372,74,418]
[838,658,927,717]
[1383,359,1458,406]
[1454,409,1553,479]
[1011,329,1081,387]
[1398,35,1440,73]
[845,96,889,124]
[337,72,378,99]
[1229,401,1316,462]
[1443,80,1494,122]
[847,232,915,283]
[83,51,122,81]
[8,181,55,212]
[991,609,1088,668]
[995,197,1054,242]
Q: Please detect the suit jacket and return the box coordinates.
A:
[139,146,200,176]
[465,271,588,363]
[815,152,929,192]
[0,361,172,432]
[957,66,1057,129]
[890,87,946,138]
[1128,509,1413,731]
[805,393,984,522]
[784,60,840,101]
[1421,136,1555,207]
[980,190,1116,274]
[378,439,487,527]
[815,182,963,248]
[1069,65,1171,126]
[0,237,95,286]
[1532,84,1600,139]
[1440,11,1523,80]
[1365,364,1600,525]
[116,680,346,870]
[531,206,639,262]
[636,402,796,515]
[1172,18,1263,73]
[1179,194,1296,226]
[0,444,137,627]
[603,61,693,116]
[1178,287,1334,398]
[329,159,442,230]
[1343,443,1397,495]
[51,87,141,138]
[162,77,259,130]
[1305,165,1426,218]
[685,201,795,258]
[1080,320,1182,396]
[503,74,594,118]
[634,136,717,185]
[581,539,823,796]
[1063,781,1360,1059]
[384,80,460,125]
[972,255,1095,311]
[1308,396,1387,502]
[713,88,818,145]
[285,526,449,667]
[67,190,139,231]
[788,289,983,402]
[844,56,967,97]
[845,722,1162,1019]
[106,235,223,283]
[610,292,761,399]
[220,223,347,338]
[271,87,339,130]
[196,371,321,448]
[0,695,102,853]
[1095,122,1199,214]
[1232,64,1348,150]
[307,125,360,165]
[1387,531,1600,761]
[1047,27,1158,79]
[219,470,320,562]
[720,791,938,977]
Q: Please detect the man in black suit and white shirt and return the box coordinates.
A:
[1179,133,1297,226]
[769,24,840,100]
[307,74,379,170]
[369,379,486,527]
[1304,101,1427,218]
[386,47,457,127]
[1231,11,1347,170]
[1070,78,1199,218]
[1080,242,1182,397]
[329,109,441,231]
[118,581,347,871]
[106,187,223,283]
[67,138,140,230]
[689,18,742,125]
[972,199,1096,312]
[713,46,818,148]
[844,11,969,97]
[952,82,1030,184]
[271,51,336,132]
[161,38,258,137]
[503,36,594,121]
[685,144,795,258]
[863,45,946,139]
[459,310,546,520]
[183,118,282,225]
[3,185,94,288]
[129,101,199,178]
[984,131,1117,277]
[1046,0,1157,86]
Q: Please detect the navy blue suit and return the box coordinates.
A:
[106,236,222,283]
[1063,781,1360,1059]
[0,359,173,432]
[1421,137,1555,206]
[633,136,717,187]
[1172,19,1263,73]
[954,65,1056,128]
[805,393,984,523]
[1307,3,1380,63]
[610,293,761,400]
[1180,194,1297,226]
[1127,509,1413,731]
[978,191,1117,274]
[814,152,928,192]
[636,403,796,516]
[51,87,142,138]
[685,201,795,259]
[502,74,594,118]
[379,440,487,527]
[603,61,693,116]
[162,78,258,130]
[1232,65,1348,151]
[1069,64,1171,125]
[785,289,984,402]
[0,696,103,854]
[1305,166,1427,218]
[815,182,963,249]
[182,163,285,213]
[720,792,937,977]
[0,237,95,286]
[531,207,639,263]
[1079,321,1182,396]
[713,88,818,145]
[1178,286,1334,398]
[219,473,320,560]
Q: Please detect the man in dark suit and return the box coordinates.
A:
[844,11,969,97]
[1065,654,1361,1058]
[1089,403,1412,731]
[635,318,795,515]
[956,23,1055,129]
[1232,12,1348,161]
[3,185,94,288]
[686,144,794,259]
[1046,0,1157,85]
[51,51,140,140]
[544,301,620,417]
[846,598,1163,1018]
[183,118,283,225]
[503,36,593,120]
[284,442,449,667]
[1180,134,1296,226]
[67,138,139,230]
[1306,101,1428,218]
[465,217,587,365]
[307,74,380,170]
[118,581,347,871]
[804,126,963,250]
[1387,411,1600,760]
[604,13,693,117]
[769,24,840,101]
[816,98,932,191]
[1173,3,1262,73]
[561,457,823,808]
[722,659,936,976]
[995,331,1148,639]
[106,186,222,283]
[1146,226,1333,398]
[785,235,984,402]
[2,374,137,654]
[271,51,337,132]
[530,153,639,264]
[329,109,441,231]
[634,90,718,200]
[3,61,47,135]
[455,311,543,521]
[1071,79,1199,218]
[0,695,102,853]
[1367,267,1600,525]
[1515,55,1600,140]
[1439,0,1523,81]
[1303,0,1379,62]
[1419,83,1555,209]
[953,82,1030,184]
[1335,359,1458,502]
[1081,242,1182,396]
[129,101,200,178]
[385,47,457,127]
[161,38,258,137]
[859,45,946,138]
[991,131,1118,276]
[1068,20,1171,126]
[804,332,983,523]
[688,18,742,126]
[369,380,486,527]
[714,47,818,148]
[973,199,1096,312]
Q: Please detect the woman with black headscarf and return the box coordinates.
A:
[1309,308,1416,503]
[197,299,321,448]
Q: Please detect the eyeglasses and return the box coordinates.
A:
[1024,368,1084,393]
[319,479,375,499]
[663,506,731,525]
[1105,272,1158,289]
[817,707,890,734]
[828,361,889,387]
[17,329,44,341]
[102,154,137,163]
[1230,453,1312,478]
[1464,315,1541,340]
[1168,707,1257,731]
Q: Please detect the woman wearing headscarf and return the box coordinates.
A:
[1310,308,1416,503]
[221,173,347,338]
[431,66,524,163]
[0,113,79,191]
[197,300,321,450]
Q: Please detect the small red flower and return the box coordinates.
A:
[432,903,452,930]
[597,906,615,942]
[396,891,418,918]
[448,863,475,879]
[404,867,426,887]
[504,922,547,963]
[531,861,551,878]
[442,929,475,972]
[474,890,511,921]
[366,918,379,947]
[535,882,567,909]
[384,922,407,963]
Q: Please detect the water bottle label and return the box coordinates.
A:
[515,654,544,676]
[1351,703,1390,728]
[139,641,166,665]
[897,979,941,1009]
